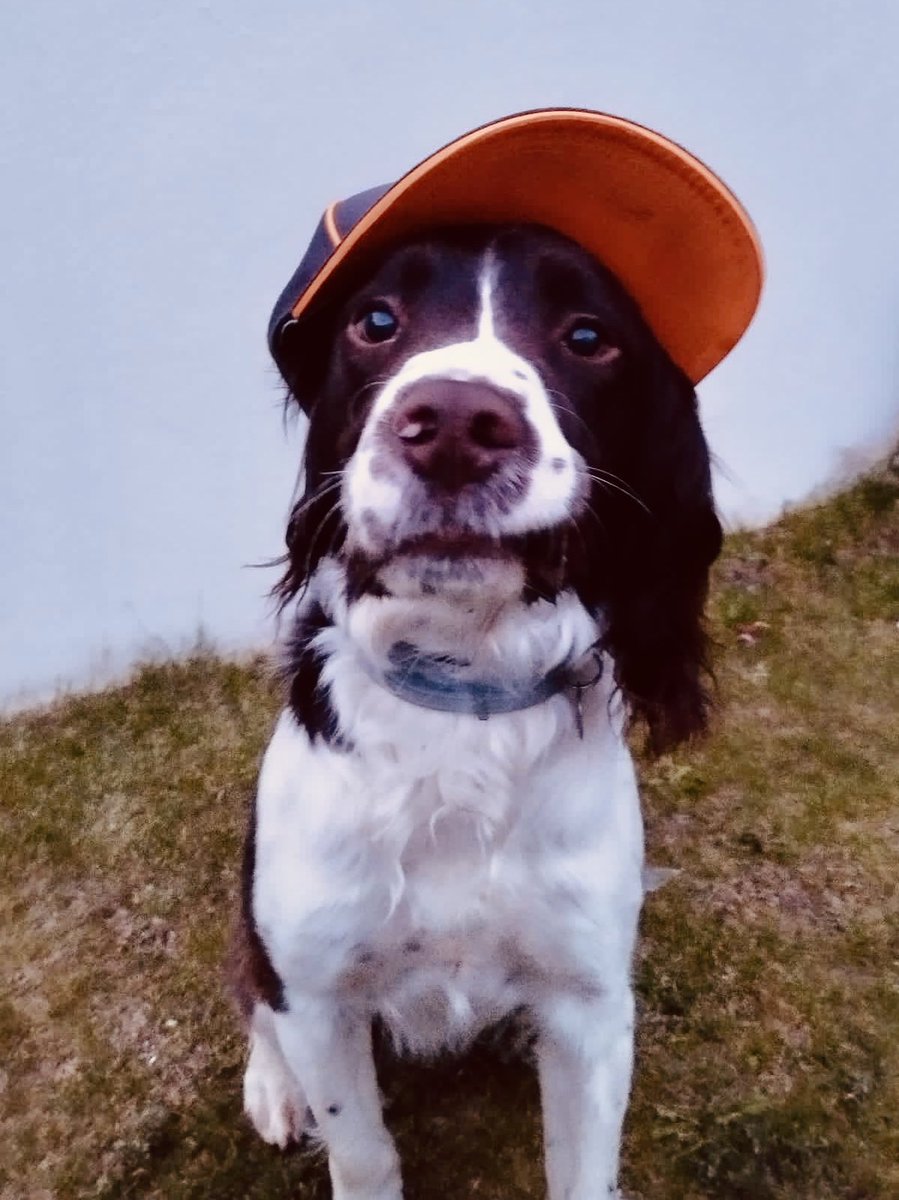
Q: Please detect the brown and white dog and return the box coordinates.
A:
[230,221,723,1199]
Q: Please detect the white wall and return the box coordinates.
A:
[3,1,898,705]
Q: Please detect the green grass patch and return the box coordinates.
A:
[2,461,897,1197]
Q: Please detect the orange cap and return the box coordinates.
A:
[270,109,764,383]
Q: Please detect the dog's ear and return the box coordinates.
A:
[272,311,347,607]
[590,348,723,754]
[275,313,334,416]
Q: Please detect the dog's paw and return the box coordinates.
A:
[332,1185,403,1200]
[332,1182,403,1200]
[243,1039,310,1149]
[330,1152,403,1200]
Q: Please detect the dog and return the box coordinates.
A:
[229,214,724,1199]
[228,98,763,1200]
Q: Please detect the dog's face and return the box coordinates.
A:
[277,224,723,749]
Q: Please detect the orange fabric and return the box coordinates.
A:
[290,110,763,383]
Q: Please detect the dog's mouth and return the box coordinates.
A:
[392,530,513,561]
[344,524,573,604]
[358,531,521,599]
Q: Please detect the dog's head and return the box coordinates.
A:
[275,224,722,752]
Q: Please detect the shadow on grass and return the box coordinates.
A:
[99,1033,542,1200]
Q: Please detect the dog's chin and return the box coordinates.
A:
[373,534,527,603]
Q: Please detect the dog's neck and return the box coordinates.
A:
[307,556,602,716]
[355,637,604,721]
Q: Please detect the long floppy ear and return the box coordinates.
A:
[272,311,348,607]
[274,311,334,415]
[594,350,723,754]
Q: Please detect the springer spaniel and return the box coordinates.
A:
[231,224,722,1199]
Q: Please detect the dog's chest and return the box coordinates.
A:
[341,799,544,1038]
[255,695,643,1052]
[330,769,601,1052]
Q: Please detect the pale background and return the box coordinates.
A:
[3,0,898,707]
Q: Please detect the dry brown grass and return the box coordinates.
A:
[2,464,897,1198]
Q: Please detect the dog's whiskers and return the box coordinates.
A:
[298,497,344,588]
[581,467,650,514]
[290,477,343,523]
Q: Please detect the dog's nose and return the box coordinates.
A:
[389,380,527,490]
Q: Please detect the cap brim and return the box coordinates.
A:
[288,109,763,383]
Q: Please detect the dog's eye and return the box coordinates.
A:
[562,320,623,366]
[564,322,604,357]
[357,306,399,344]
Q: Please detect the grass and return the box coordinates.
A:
[2,461,897,1199]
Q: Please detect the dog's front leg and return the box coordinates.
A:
[536,987,635,1200]
[274,999,402,1200]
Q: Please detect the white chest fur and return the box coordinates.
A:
[253,653,644,1053]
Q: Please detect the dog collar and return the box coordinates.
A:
[362,640,604,727]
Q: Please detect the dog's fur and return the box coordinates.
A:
[231,225,722,1199]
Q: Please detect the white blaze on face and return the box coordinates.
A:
[342,252,583,553]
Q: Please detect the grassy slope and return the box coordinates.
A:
[2,466,897,1200]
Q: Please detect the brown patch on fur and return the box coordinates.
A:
[227,796,287,1020]
[226,909,285,1021]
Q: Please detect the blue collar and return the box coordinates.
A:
[362,640,604,724]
